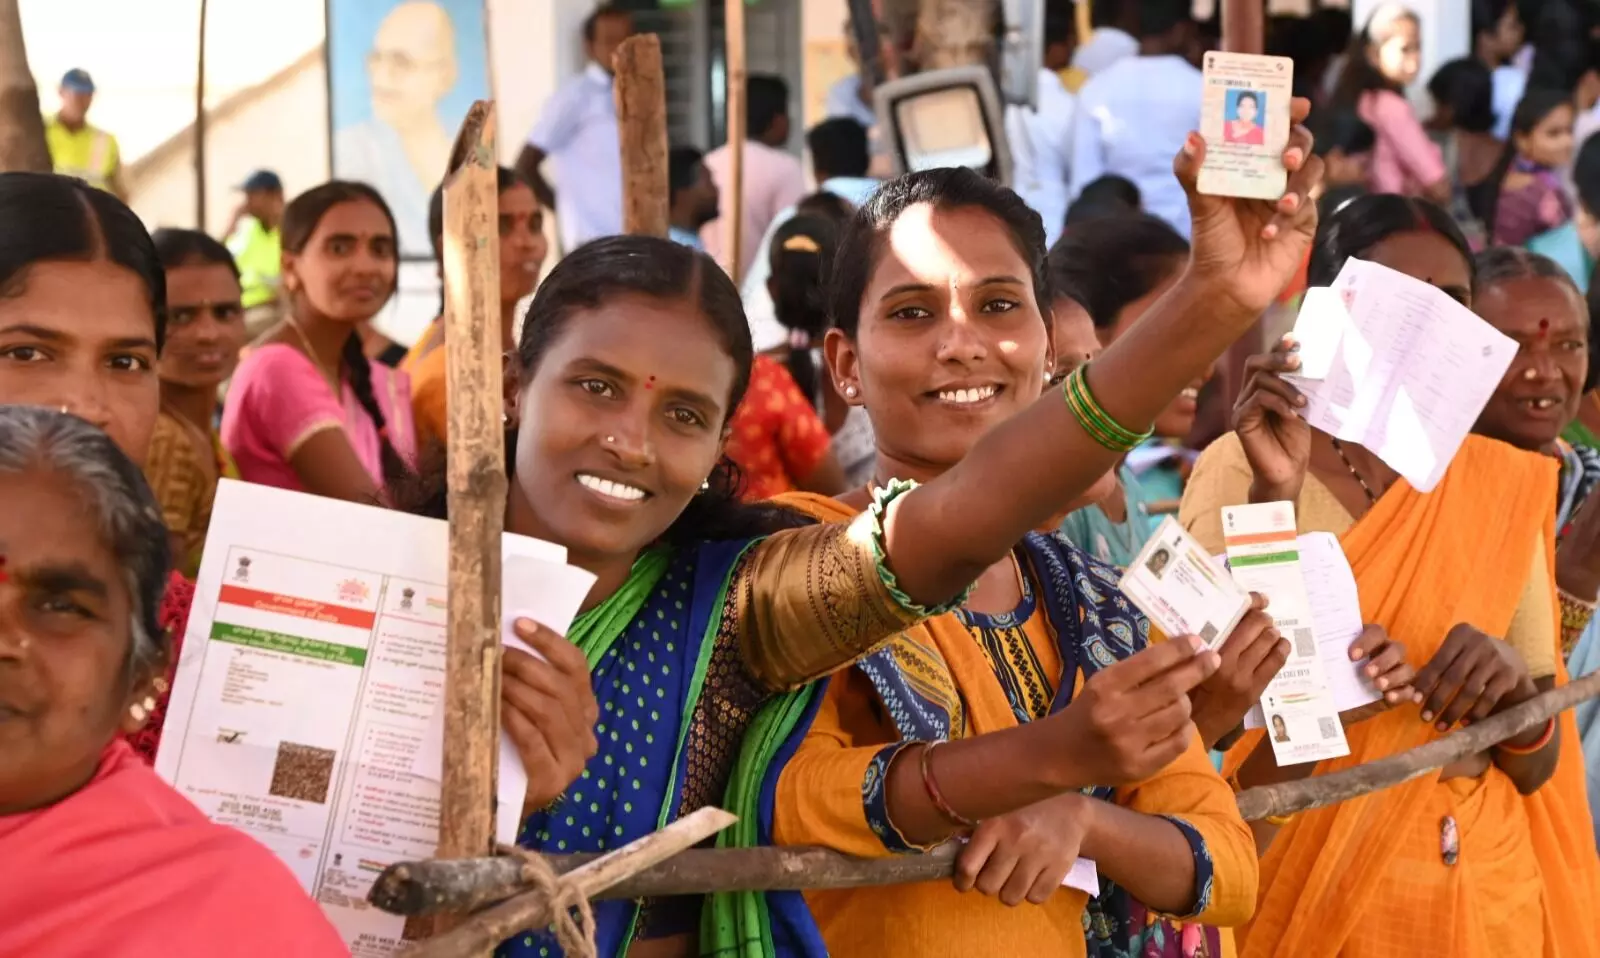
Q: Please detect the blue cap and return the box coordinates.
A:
[239,170,283,193]
[61,69,95,94]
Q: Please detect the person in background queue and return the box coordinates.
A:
[146,229,247,578]
[1008,1,1079,249]
[1181,193,1600,956]
[399,90,1325,955]
[224,169,287,340]
[408,166,548,450]
[1481,89,1577,248]
[1529,130,1600,292]
[0,407,345,956]
[666,146,719,251]
[743,117,879,352]
[222,182,416,505]
[1472,0,1528,139]
[765,162,1294,958]
[0,172,194,764]
[43,69,124,200]
[701,75,807,278]
[516,4,632,253]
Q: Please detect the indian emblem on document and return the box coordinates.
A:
[233,556,252,583]
[337,578,370,604]
[400,587,415,612]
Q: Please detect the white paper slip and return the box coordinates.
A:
[154,481,592,956]
[1283,257,1518,492]
[1222,504,1349,765]
[1064,857,1100,895]
[1287,286,1349,380]
[1120,516,1252,650]
[1197,51,1294,200]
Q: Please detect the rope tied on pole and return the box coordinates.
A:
[504,846,596,958]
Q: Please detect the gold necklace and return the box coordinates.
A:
[284,316,341,395]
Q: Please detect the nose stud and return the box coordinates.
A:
[1523,367,1539,381]
[604,435,616,445]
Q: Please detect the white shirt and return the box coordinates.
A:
[1071,28,1139,78]
[528,63,623,252]
[700,140,807,280]
[1070,55,1201,238]
[1007,69,1076,247]
[1491,65,1528,141]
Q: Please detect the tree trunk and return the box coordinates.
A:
[0,0,51,173]
[913,0,999,71]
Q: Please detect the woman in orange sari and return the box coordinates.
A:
[1179,193,1600,957]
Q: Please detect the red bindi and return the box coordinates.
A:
[645,376,656,390]
[0,555,8,584]
[1538,318,1550,336]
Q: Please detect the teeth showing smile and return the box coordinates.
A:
[938,385,997,404]
[578,474,647,502]
[1523,398,1559,410]
[1180,388,1200,401]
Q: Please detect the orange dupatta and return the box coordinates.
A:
[1229,437,1600,958]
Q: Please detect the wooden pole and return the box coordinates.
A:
[436,100,506,945]
[723,0,747,283]
[1075,0,1092,51]
[194,0,209,229]
[613,34,669,238]
[0,0,51,173]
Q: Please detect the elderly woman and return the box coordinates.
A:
[0,407,344,955]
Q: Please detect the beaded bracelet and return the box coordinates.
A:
[919,741,977,830]
[1062,364,1155,453]
[1495,717,1556,756]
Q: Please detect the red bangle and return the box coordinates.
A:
[919,741,976,830]
[1496,717,1555,755]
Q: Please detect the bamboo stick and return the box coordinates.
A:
[375,674,1600,919]
[435,100,507,944]
[722,0,747,282]
[402,808,737,958]
[613,34,669,237]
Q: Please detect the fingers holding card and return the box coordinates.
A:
[1198,52,1296,200]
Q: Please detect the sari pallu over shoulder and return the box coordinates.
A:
[1226,436,1600,958]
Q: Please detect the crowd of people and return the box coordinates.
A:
[7,0,1600,956]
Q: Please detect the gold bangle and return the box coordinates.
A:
[1263,814,1294,827]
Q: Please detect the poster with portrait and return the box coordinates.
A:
[327,0,491,258]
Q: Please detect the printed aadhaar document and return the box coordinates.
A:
[155,480,596,956]
[1197,51,1294,200]
[1221,503,1350,765]
[1120,516,1251,650]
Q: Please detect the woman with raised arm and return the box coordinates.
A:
[0,407,346,955]
[0,172,194,763]
[1179,194,1600,957]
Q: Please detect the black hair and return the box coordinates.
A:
[428,166,526,267]
[1137,0,1193,40]
[280,181,410,492]
[1235,91,1260,110]
[1573,131,1600,217]
[1526,0,1589,92]
[795,190,857,227]
[1472,0,1515,43]
[806,118,870,180]
[0,171,167,352]
[1312,7,1354,55]
[1426,58,1496,134]
[401,235,810,543]
[151,228,240,279]
[1332,3,1419,108]
[1043,1,1075,46]
[1063,174,1142,228]
[1317,183,1369,222]
[1477,89,1574,241]
[668,146,705,205]
[829,167,1048,339]
[582,3,628,43]
[1050,213,1189,330]
[1307,193,1473,289]
[767,215,840,403]
[1091,0,1129,30]
[1476,246,1594,391]
[747,75,790,140]
[1310,110,1377,157]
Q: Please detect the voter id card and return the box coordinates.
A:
[1198,51,1294,200]
[1119,516,1252,650]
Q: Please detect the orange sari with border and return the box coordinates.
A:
[1221,437,1600,958]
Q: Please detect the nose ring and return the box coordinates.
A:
[604,435,616,445]
[1523,367,1539,381]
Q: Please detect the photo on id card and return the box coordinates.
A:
[1197,52,1293,200]
[1119,516,1251,651]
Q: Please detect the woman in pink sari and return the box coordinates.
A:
[223,181,416,505]
[0,407,344,955]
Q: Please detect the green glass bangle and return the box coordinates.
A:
[1062,364,1153,452]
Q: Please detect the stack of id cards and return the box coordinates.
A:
[1120,516,1251,651]
[1197,52,1294,200]
[1221,503,1350,766]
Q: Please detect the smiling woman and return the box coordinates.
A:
[0,407,345,956]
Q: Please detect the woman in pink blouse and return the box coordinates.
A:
[222,182,416,504]
[1481,89,1577,247]
[1333,3,1452,205]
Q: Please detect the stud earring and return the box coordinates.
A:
[843,384,858,399]
[129,696,156,723]
[700,479,710,492]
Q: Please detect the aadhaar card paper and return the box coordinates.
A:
[1221,502,1350,765]
[1197,51,1294,200]
[1119,516,1251,651]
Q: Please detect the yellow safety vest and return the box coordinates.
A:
[44,115,119,191]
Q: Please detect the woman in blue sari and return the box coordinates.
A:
[407,104,1324,958]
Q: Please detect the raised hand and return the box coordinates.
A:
[1235,337,1312,504]
[1047,636,1221,786]
[1176,96,1324,319]
[1188,595,1290,749]
[954,792,1094,906]
[500,619,600,811]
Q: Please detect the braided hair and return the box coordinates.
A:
[280,181,411,491]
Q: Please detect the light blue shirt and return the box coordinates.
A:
[825,74,882,156]
[1070,55,1201,238]
[740,176,881,351]
[1528,221,1594,292]
[1007,69,1077,247]
[528,63,623,252]
[1491,65,1527,142]
[668,226,704,250]
[1071,27,1139,78]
